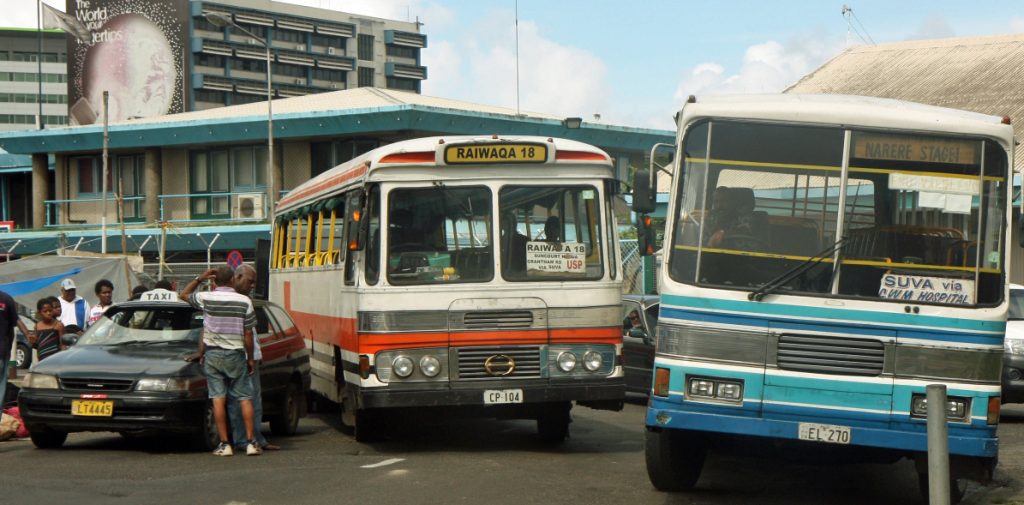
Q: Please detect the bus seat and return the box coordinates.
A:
[767,216,821,256]
[846,225,964,265]
[396,252,429,273]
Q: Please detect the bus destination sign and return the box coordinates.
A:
[444,143,548,164]
[853,134,977,165]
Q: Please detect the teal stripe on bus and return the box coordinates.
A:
[661,294,1004,334]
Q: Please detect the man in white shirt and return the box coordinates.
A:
[57,278,90,333]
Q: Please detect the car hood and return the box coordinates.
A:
[1008,320,1024,340]
[31,343,199,377]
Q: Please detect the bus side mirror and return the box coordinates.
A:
[632,168,656,214]
[346,193,366,251]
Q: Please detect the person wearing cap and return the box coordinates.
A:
[57,278,90,334]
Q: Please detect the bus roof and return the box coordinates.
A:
[677,94,1014,143]
[276,135,613,214]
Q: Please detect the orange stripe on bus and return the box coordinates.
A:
[277,163,368,209]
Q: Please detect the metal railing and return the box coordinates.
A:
[44,196,146,228]
[43,191,271,227]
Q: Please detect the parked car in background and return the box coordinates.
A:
[1004,284,1024,404]
[622,294,659,395]
[17,297,310,450]
[14,314,35,369]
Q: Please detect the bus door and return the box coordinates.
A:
[447,297,549,385]
[764,322,895,433]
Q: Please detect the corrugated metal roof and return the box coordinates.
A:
[121,87,563,126]
[786,33,1024,170]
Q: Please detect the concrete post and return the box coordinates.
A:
[144,149,161,223]
[927,384,950,505]
[31,153,48,229]
[271,140,281,212]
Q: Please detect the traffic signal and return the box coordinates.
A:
[637,214,656,256]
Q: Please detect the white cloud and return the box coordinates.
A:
[0,0,64,29]
[672,31,843,113]
[907,16,955,40]
[1011,17,1024,32]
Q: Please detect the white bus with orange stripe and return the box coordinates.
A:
[268,135,626,442]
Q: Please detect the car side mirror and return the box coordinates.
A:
[61,334,78,347]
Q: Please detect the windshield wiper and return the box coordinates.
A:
[748,237,847,302]
[114,339,187,346]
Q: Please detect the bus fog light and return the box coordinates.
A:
[911,394,971,421]
[556,352,577,372]
[716,381,743,401]
[688,378,715,398]
[582,351,602,372]
[393,356,415,378]
[419,355,441,377]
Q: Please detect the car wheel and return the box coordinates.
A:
[269,381,303,436]
[15,343,31,369]
[29,428,67,449]
[645,428,707,491]
[536,402,572,444]
[193,400,219,451]
[341,388,381,443]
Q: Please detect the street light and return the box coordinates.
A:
[204,12,275,223]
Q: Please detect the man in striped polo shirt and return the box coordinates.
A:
[181,265,261,457]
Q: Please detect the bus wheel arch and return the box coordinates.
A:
[536,401,572,444]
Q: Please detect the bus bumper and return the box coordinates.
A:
[358,378,624,410]
[645,396,999,459]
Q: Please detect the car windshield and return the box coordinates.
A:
[76,306,202,345]
[1010,289,1024,320]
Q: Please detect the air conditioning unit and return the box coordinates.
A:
[294,78,304,85]
[248,38,257,45]
[235,193,265,219]
[330,83,339,89]
[296,44,306,51]
[327,47,336,55]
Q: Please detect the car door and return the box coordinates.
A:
[621,300,651,394]
[254,306,285,403]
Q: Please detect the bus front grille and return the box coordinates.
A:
[456,346,542,379]
[776,335,884,376]
[462,310,534,329]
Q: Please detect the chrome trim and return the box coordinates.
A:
[894,345,1002,383]
[359,310,449,333]
[455,346,542,380]
[547,305,621,328]
[776,334,885,376]
[657,323,768,364]
[547,344,616,377]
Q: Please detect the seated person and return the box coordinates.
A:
[543,216,562,242]
[623,309,645,336]
[501,212,528,274]
[704,187,769,249]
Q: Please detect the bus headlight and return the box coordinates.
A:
[556,352,577,372]
[582,351,603,372]
[910,393,971,422]
[419,355,441,377]
[392,356,415,378]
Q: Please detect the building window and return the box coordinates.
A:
[358,34,374,61]
[196,53,225,68]
[116,155,145,219]
[275,28,304,44]
[72,156,114,196]
[313,34,345,51]
[232,146,268,189]
[310,139,378,177]
[231,93,264,105]
[312,68,345,82]
[273,63,306,78]
[386,45,417,59]
[238,24,268,39]
[194,89,226,104]
[386,77,418,92]
[0,93,66,104]
[358,67,374,87]
[193,16,221,32]
[0,72,66,83]
[231,58,267,73]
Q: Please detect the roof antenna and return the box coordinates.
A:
[841,5,876,47]
[514,0,521,116]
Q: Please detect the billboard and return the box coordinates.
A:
[67,0,189,125]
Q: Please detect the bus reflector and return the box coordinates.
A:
[359,355,371,379]
[555,150,608,161]
[348,239,359,251]
[988,396,1000,424]
[653,367,670,397]
[379,151,435,164]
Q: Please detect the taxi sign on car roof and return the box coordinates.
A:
[140,289,177,302]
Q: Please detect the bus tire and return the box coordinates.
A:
[916,472,966,505]
[536,402,571,444]
[645,428,706,492]
[341,389,381,443]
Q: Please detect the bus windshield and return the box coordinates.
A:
[669,120,1009,306]
[387,186,494,285]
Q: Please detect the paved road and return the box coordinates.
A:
[1,400,1022,504]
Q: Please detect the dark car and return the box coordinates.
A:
[17,297,310,450]
[14,314,34,369]
[622,294,659,395]
[1004,285,1024,404]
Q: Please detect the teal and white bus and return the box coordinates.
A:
[632,94,1013,500]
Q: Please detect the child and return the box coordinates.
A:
[34,298,65,361]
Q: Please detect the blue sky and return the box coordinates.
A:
[4,1,1023,129]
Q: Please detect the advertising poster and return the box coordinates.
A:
[67,0,189,125]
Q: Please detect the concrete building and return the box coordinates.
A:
[0,87,672,263]
[0,28,68,131]
[190,0,427,110]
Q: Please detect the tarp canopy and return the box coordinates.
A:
[0,255,140,314]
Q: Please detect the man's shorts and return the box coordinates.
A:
[203,348,254,401]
